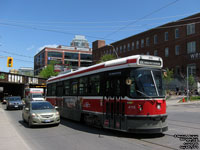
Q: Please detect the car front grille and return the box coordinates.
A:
[40,114,54,118]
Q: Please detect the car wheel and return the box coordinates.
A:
[28,118,33,128]
[6,106,9,110]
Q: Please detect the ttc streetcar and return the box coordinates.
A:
[46,55,168,133]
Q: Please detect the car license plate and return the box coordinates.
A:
[44,120,51,123]
[14,105,18,108]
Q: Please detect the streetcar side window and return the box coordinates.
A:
[52,83,56,96]
[71,79,78,95]
[88,75,100,95]
[56,81,63,96]
[122,102,125,116]
[64,80,70,96]
[47,84,52,96]
[79,77,88,95]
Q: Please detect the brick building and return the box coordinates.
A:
[92,13,200,81]
[34,35,92,75]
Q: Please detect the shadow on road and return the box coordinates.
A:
[18,120,59,129]
[60,117,165,139]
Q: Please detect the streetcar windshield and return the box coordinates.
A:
[129,68,164,98]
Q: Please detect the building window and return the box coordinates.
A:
[116,47,118,53]
[164,32,168,41]
[175,66,180,75]
[136,40,139,49]
[65,52,78,59]
[48,52,62,58]
[175,45,180,56]
[123,45,126,52]
[132,42,134,50]
[146,37,150,46]
[187,64,196,76]
[146,52,150,55]
[80,54,92,61]
[187,41,196,54]
[141,39,144,48]
[154,50,158,56]
[187,23,195,35]
[127,43,130,51]
[175,28,179,39]
[120,46,122,53]
[165,47,169,57]
[154,34,158,44]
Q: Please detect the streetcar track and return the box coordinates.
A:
[137,139,178,150]
[136,133,178,150]
[115,133,178,150]
[168,123,200,130]
[168,119,200,125]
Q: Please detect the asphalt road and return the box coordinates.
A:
[2,103,200,150]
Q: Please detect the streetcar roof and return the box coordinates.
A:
[47,55,163,83]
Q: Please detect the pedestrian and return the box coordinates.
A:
[176,86,179,95]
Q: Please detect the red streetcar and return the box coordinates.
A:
[46,55,168,133]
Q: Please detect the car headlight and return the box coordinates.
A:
[56,111,60,116]
[31,113,39,118]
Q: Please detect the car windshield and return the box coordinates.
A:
[129,68,164,98]
[32,102,54,110]
[32,94,43,98]
[8,97,21,101]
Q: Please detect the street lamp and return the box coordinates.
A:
[107,45,119,59]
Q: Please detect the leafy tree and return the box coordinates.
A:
[163,68,174,94]
[39,61,59,79]
[188,75,195,89]
[98,54,116,63]
[163,68,173,84]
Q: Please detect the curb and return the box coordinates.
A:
[0,104,31,150]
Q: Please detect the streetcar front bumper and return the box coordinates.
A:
[126,114,168,134]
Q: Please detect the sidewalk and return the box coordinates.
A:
[166,95,200,106]
[0,104,31,150]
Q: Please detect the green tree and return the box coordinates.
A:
[163,68,174,94]
[188,75,195,89]
[98,54,116,63]
[39,61,59,79]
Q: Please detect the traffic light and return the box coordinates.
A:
[7,57,13,67]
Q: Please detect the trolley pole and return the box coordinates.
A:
[107,45,119,59]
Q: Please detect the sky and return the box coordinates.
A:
[0,0,200,72]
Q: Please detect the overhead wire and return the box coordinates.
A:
[0,50,33,58]
[0,54,33,63]
[0,11,198,24]
[103,0,180,38]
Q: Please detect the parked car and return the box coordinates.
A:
[22,101,60,128]
[6,96,24,110]
[2,97,8,104]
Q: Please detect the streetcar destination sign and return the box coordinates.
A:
[139,59,161,66]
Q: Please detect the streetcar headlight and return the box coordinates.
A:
[138,104,143,111]
[157,104,161,110]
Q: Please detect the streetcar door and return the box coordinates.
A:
[103,72,125,130]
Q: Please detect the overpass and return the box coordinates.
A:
[0,72,46,100]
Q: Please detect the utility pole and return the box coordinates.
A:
[187,66,189,102]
